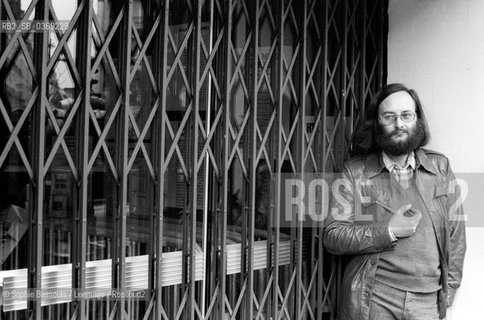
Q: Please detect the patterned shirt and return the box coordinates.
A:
[382,151,416,189]
[382,151,416,241]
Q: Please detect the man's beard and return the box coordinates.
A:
[375,121,425,156]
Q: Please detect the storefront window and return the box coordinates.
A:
[0,0,36,272]
[0,0,386,318]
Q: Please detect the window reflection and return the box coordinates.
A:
[0,0,34,271]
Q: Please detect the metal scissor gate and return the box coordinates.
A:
[0,0,387,319]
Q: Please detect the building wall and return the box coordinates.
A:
[388,0,484,318]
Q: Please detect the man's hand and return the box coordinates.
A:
[388,204,422,238]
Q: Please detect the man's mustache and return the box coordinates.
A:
[391,129,407,135]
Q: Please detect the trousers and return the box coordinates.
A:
[368,279,440,320]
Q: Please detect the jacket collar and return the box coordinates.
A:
[363,153,386,179]
[363,148,438,179]
[414,148,438,175]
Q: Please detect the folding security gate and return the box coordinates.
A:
[0,0,387,319]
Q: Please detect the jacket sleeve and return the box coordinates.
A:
[445,162,466,307]
[323,163,395,255]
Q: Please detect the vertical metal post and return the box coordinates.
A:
[273,0,284,318]
[29,0,50,318]
[296,0,308,318]
[337,0,345,165]
[360,0,367,131]
[317,3,330,319]
[302,4,324,318]
[115,1,132,319]
[190,0,203,318]
[220,0,233,318]
[154,0,170,318]
[247,0,260,318]
[321,1,334,318]
[74,1,93,319]
[379,0,388,87]
[201,0,216,315]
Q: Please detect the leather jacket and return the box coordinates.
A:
[323,148,466,320]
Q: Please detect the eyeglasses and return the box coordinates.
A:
[378,111,416,125]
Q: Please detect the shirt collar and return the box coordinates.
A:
[381,151,416,172]
[362,148,437,179]
[363,148,437,179]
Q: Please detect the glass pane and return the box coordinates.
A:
[88,0,124,262]
[87,0,127,316]
[125,0,157,259]
[0,0,36,273]
[165,0,200,253]
[42,0,78,270]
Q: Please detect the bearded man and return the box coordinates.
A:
[323,83,466,320]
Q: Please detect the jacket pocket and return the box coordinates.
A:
[433,183,448,214]
[434,183,447,199]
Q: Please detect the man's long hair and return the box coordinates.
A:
[351,83,431,156]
